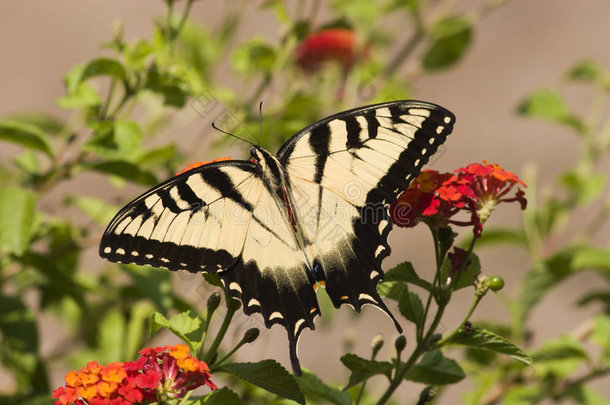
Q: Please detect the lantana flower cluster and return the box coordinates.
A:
[390,161,527,237]
[52,344,216,405]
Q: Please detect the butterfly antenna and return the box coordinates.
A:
[258,101,263,146]
[211,122,255,146]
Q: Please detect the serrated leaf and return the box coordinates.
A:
[441,327,532,366]
[516,88,583,130]
[384,261,438,293]
[87,161,158,186]
[0,119,54,157]
[220,360,305,404]
[297,370,351,405]
[422,16,473,71]
[149,310,204,351]
[201,387,243,405]
[340,353,393,388]
[515,247,577,324]
[0,188,37,256]
[405,349,465,384]
[378,280,409,302]
[399,291,424,329]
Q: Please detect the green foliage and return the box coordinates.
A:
[2,1,609,404]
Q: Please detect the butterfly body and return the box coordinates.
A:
[100,100,455,374]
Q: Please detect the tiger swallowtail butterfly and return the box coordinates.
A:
[100,100,455,375]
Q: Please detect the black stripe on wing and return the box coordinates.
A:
[99,160,260,272]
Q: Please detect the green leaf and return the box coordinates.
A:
[220,360,305,404]
[0,119,54,157]
[531,337,588,377]
[516,88,583,130]
[515,247,577,324]
[124,301,155,360]
[136,143,178,166]
[398,290,424,330]
[442,251,481,290]
[422,16,473,71]
[0,188,37,256]
[297,370,351,405]
[592,314,610,360]
[476,228,527,246]
[383,262,438,294]
[85,120,143,160]
[566,385,610,405]
[201,387,243,405]
[86,161,158,186]
[571,246,610,273]
[202,273,224,288]
[57,82,102,109]
[144,67,188,108]
[566,59,603,83]
[7,112,65,136]
[560,169,606,204]
[123,265,173,313]
[340,353,393,388]
[405,349,465,384]
[81,57,127,82]
[502,385,542,405]
[441,327,532,366]
[0,295,47,394]
[377,280,409,302]
[67,195,118,226]
[231,38,277,75]
[149,310,205,351]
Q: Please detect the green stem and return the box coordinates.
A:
[174,0,194,45]
[378,227,451,405]
[202,301,238,364]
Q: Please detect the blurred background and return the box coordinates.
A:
[2,0,610,403]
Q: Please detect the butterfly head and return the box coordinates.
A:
[249,146,263,165]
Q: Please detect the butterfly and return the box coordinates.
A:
[99,100,455,375]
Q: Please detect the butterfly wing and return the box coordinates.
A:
[100,161,320,373]
[277,100,455,323]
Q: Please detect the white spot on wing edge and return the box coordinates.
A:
[229,282,242,294]
[444,116,452,124]
[294,319,305,335]
[116,248,126,255]
[436,125,444,134]
[103,247,111,254]
[378,219,389,234]
[248,298,261,308]
[370,270,380,280]
[269,311,283,321]
[131,251,139,256]
[375,245,385,257]
[358,293,378,304]
[145,253,154,259]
